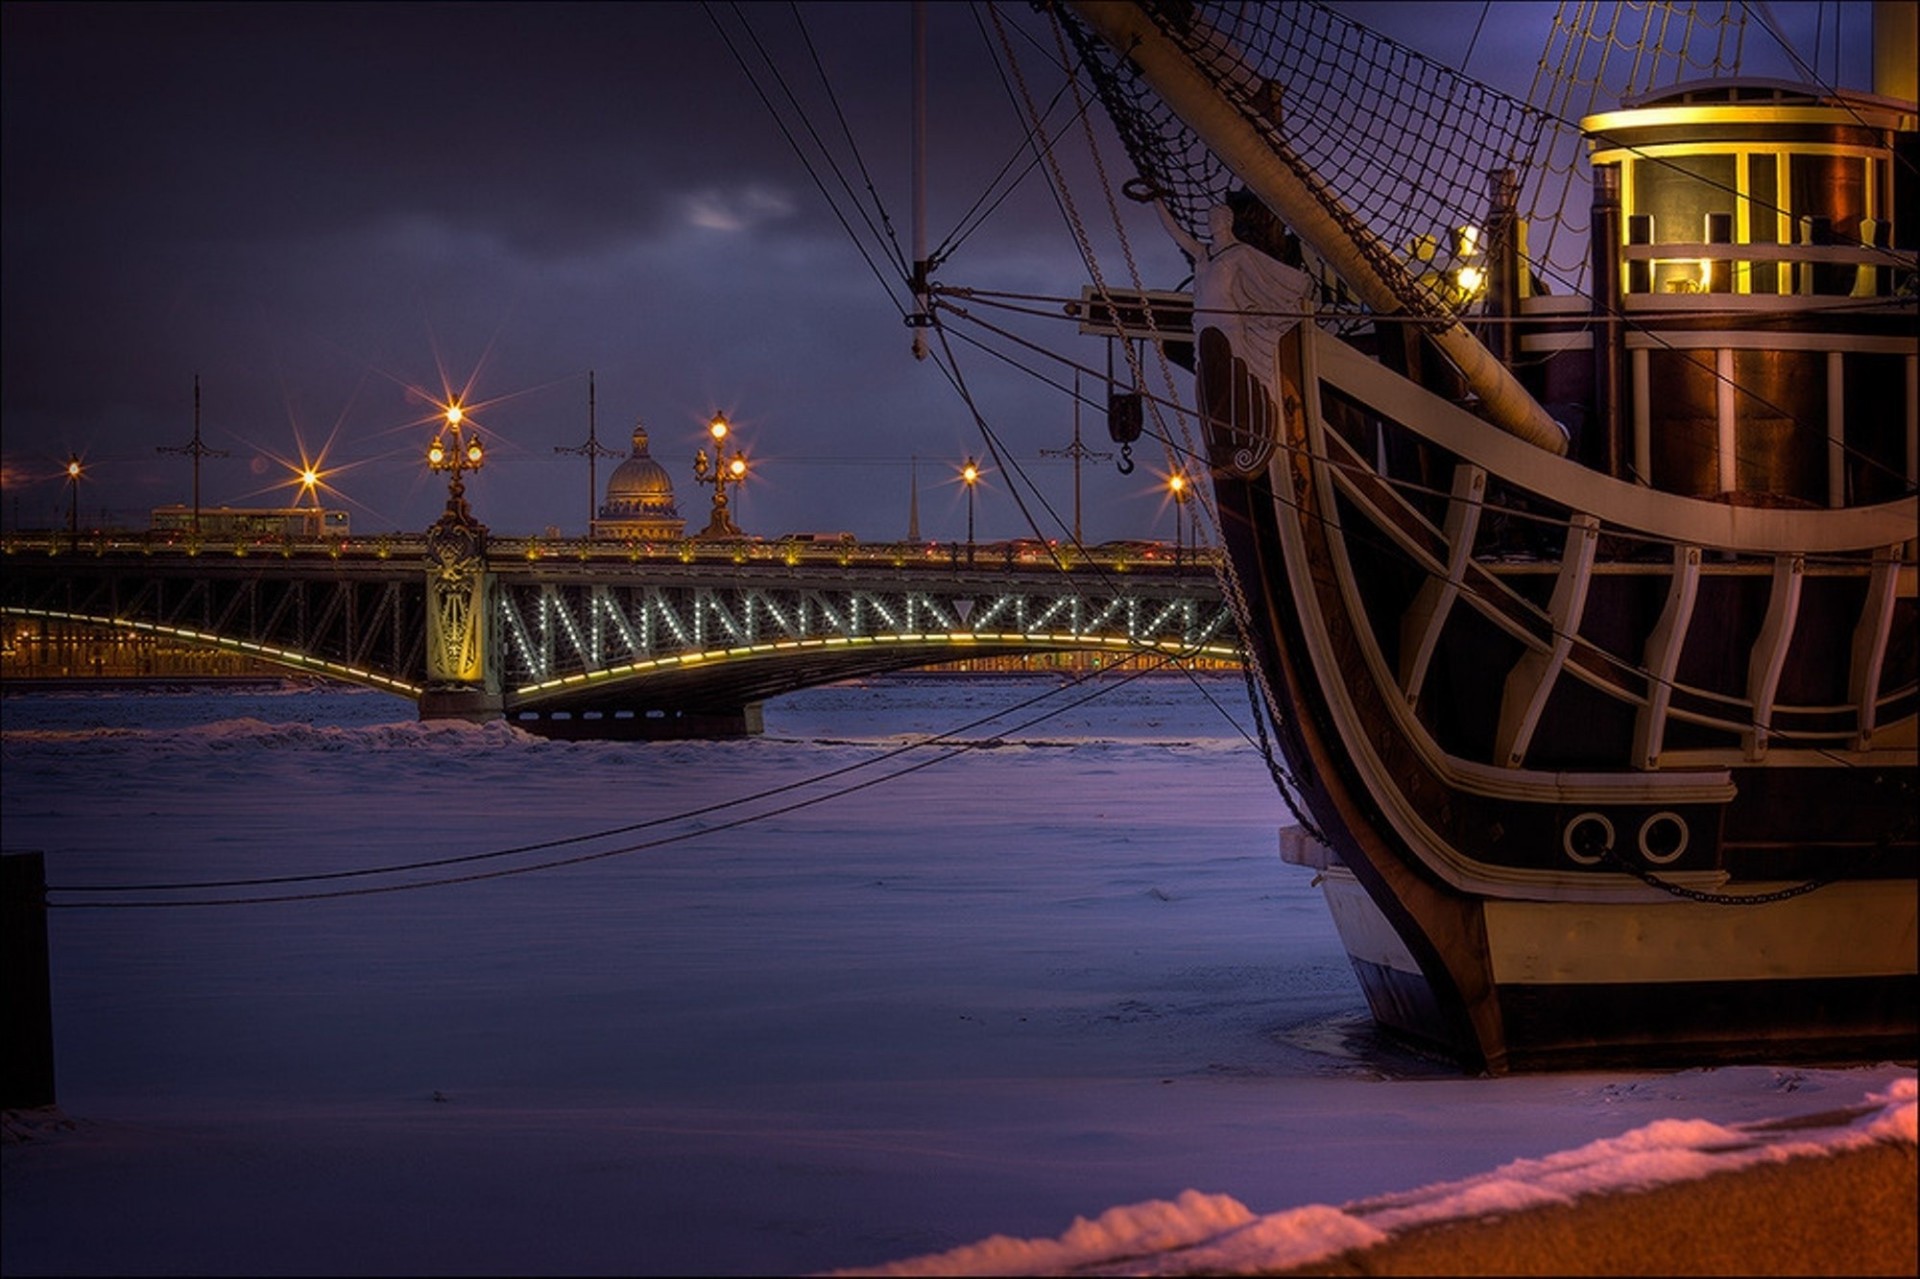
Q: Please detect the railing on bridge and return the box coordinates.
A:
[3,529,1215,573]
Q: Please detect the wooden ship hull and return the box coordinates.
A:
[1204,319,1914,1073]
[1061,1,1918,1072]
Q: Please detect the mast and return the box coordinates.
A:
[1875,0,1917,102]
[555,370,618,537]
[908,0,932,359]
[156,373,229,535]
[1065,2,1569,457]
[1040,372,1112,545]
[908,454,921,542]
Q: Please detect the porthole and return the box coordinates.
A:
[1638,811,1689,865]
[1562,812,1614,866]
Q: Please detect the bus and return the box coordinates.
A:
[150,505,349,540]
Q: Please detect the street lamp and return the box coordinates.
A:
[693,411,749,539]
[298,466,323,540]
[1168,469,1190,567]
[65,455,82,549]
[426,402,485,526]
[961,456,979,565]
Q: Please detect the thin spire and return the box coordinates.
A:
[1039,372,1110,546]
[555,369,618,537]
[157,373,230,536]
[908,454,921,542]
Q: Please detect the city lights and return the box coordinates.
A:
[426,401,485,526]
[961,456,979,564]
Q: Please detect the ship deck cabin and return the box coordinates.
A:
[1517,78,1916,509]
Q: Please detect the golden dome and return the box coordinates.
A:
[595,420,685,541]
[603,423,677,508]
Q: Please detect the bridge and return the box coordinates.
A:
[3,527,1235,738]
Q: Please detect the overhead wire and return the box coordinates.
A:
[702,2,912,313]
[929,2,1119,273]
[46,645,1237,910]
[983,0,1331,839]
[783,0,915,280]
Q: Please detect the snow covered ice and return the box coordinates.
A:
[2,674,1913,1276]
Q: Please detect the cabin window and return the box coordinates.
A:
[1745,153,1780,293]
[1790,154,1868,294]
[1634,154,1737,294]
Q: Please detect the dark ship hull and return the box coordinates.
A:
[1063,1,1918,1073]
[1202,321,1915,1073]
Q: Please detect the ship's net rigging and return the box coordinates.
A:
[1052,0,1749,312]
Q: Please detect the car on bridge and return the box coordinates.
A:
[1095,539,1170,564]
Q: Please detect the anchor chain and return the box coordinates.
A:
[1598,843,1832,906]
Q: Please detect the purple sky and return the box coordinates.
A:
[0,2,1875,542]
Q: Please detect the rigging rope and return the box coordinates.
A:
[46,646,1242,908]
[992,3,1330,844]
[922,295,1914,770]
[704,2,912,310]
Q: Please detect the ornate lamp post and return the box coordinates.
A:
[961,456,979,565]
[426,402,486,527]
[693,411,749,539]
[420,399,497,723]
[65,455,82,550]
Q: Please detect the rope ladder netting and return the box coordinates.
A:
[1052,0,1748,312]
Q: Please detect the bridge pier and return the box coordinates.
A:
[419,500,504,726]
[419,684,505,724]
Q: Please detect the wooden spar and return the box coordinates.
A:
[1065,1,1569,456]
[909,0,931,359]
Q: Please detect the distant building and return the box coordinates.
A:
[593,422,685,541]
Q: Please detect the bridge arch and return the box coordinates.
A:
[501,629,1238,737]
[2,607,424,697]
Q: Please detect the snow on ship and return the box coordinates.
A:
[1045,1,1918,1072]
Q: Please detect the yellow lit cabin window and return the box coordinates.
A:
[1623,147,1890,298]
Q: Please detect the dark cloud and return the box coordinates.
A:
[1,2,1876,541]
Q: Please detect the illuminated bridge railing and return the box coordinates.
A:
[494,573,1235,689]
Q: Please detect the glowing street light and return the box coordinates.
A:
[1168,469,1190,567]
[961,456,979,565]
[693,411,750,539]
[426,401,485,526]
[65,454,83,549]
[294,464,326,540]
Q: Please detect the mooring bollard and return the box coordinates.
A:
[3,850,57,1109]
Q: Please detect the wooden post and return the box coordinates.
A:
[3,850,57,1109]
[1591,164,1628,480]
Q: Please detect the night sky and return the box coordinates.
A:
[0,2,1870,543]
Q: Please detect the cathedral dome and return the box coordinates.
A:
[594,421,685,540]
[604,424,677,508]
